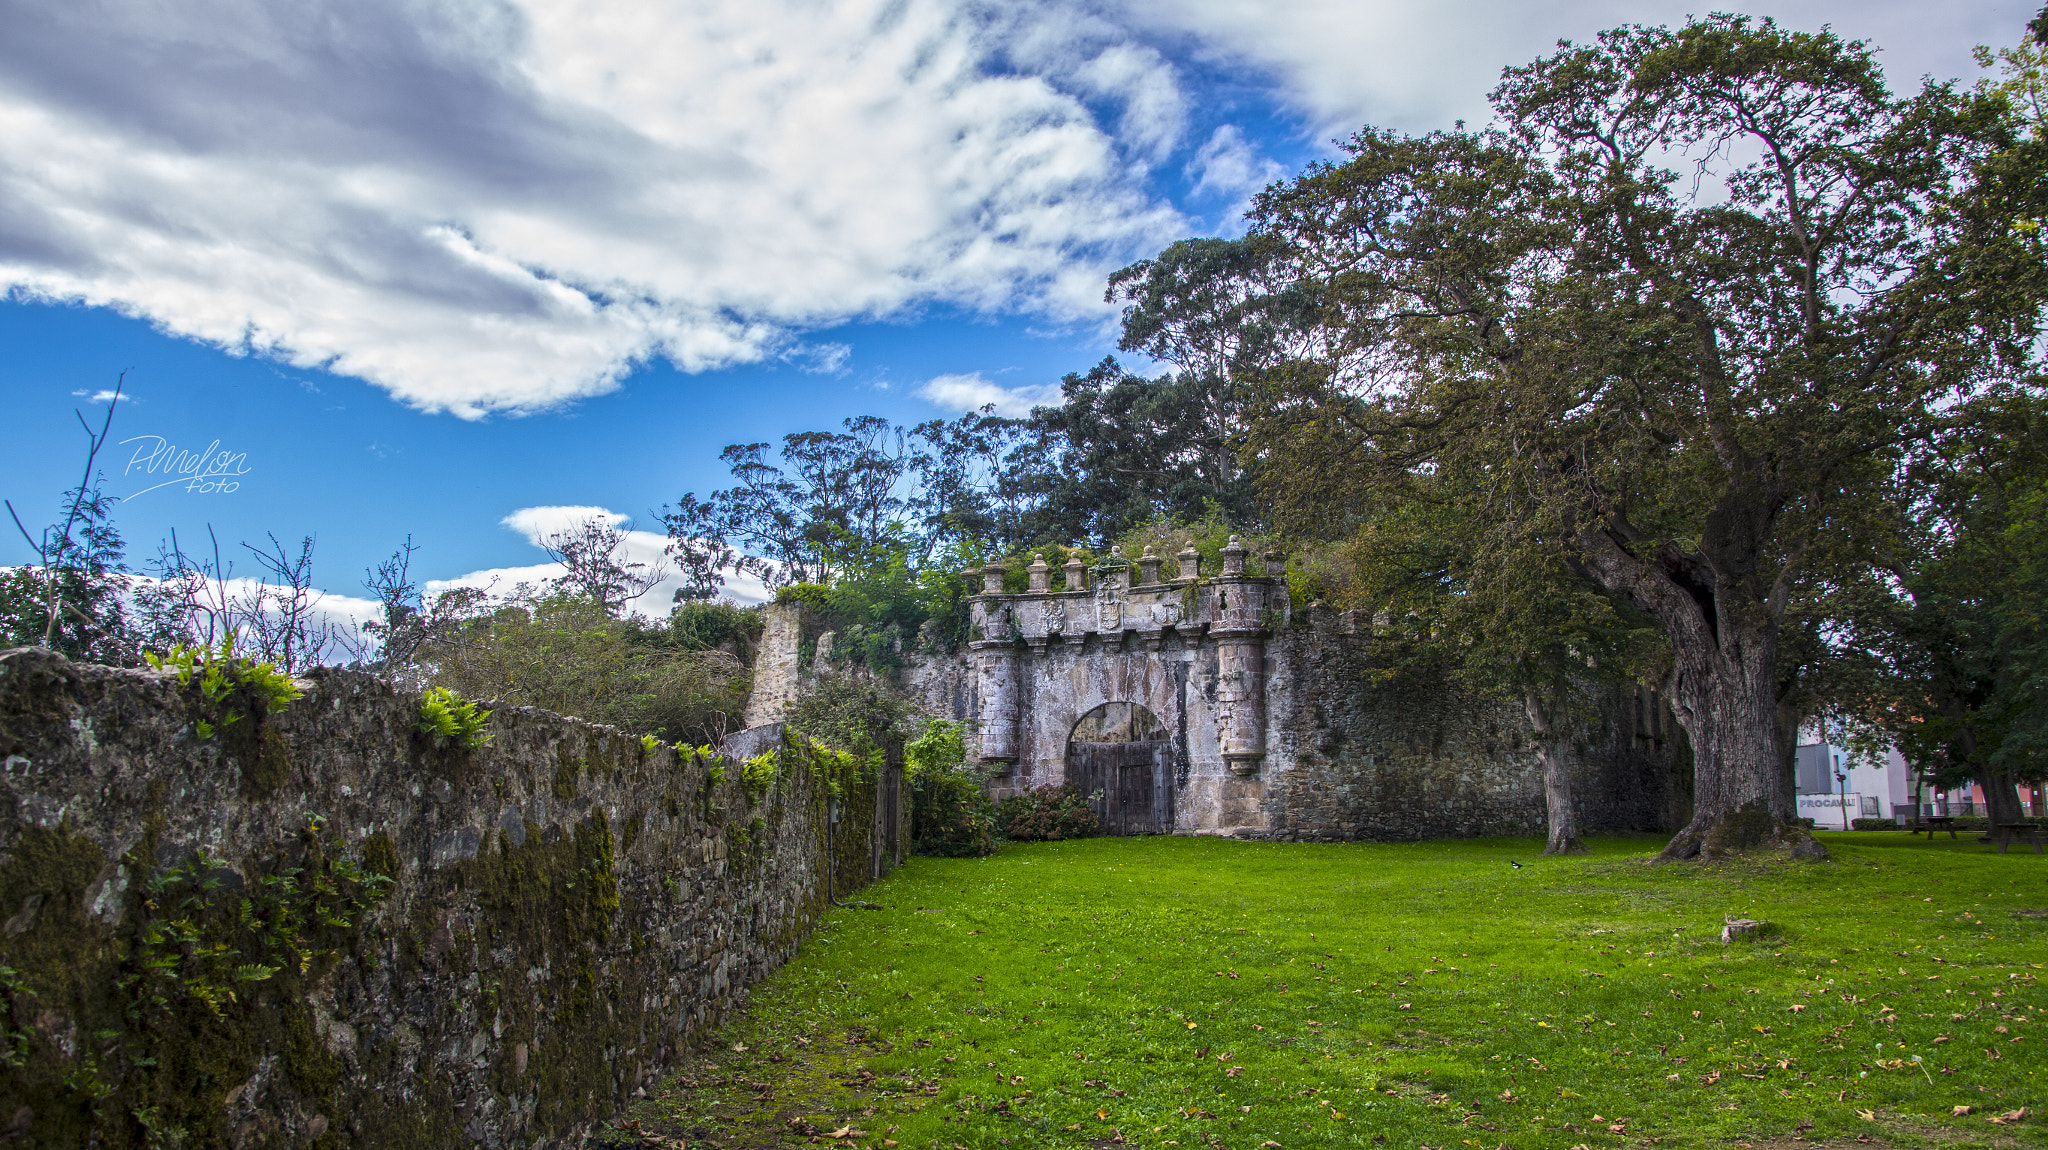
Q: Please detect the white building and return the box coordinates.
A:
[1795,733,2045,827]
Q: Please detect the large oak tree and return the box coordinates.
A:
[1115,16,2045,858]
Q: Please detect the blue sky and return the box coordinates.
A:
[0,0,2030,614]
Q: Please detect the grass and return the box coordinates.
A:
[603,832,2046,1150]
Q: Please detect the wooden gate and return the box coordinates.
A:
[1066,740,1175,835]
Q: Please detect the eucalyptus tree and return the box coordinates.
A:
[1121,16,2045,858]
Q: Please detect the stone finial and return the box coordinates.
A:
[1063,553,1088,592]
[1137,545,1162,585]
[962,566,983,594]
[1222,534,1248,576]
[980,562,1007,595]
[1176,541,1200,581]
[1264,550,1287,577]
[1027,553,1052,593]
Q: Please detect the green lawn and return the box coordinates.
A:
[606,833,2046,1150]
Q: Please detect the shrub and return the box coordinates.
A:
[997,785,1099,841]
[667,600,763,654]
[785,676,915,758]
[905,719,995,857]
[421,592,748,744]
[1852,817,1900,831]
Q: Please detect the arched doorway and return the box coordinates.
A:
[1066,702,1174,835]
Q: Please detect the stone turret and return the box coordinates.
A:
[1212,536,1267,774]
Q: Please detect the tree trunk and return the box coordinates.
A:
[1524,690,1585,855]
[1955,725,2029,828]
[1578,533,1826,862]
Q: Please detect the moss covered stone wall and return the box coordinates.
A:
[0,647,898,1149]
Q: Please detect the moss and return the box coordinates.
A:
[1700,799,1781,858]
[554,752,583,801]
[0,816,389,1149]
[361,831,400,881]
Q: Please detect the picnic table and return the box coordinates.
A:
[1994,823,2044,854]
[1913,815,1958,840]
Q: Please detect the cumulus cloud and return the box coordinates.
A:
[915,372,1063,418]
[0,0,1188,417]
[1112,0,2013,135]
[426,504,770,614]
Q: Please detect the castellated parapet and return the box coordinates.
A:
[955,538,1281,833]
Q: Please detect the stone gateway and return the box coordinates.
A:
[756,537,1690,842]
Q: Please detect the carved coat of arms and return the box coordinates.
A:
[1094,576,1122,631]
[1039,599,1067,634]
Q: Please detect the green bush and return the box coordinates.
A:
[905,719,995,857]
[422,592,748,744]
[1852,817,1899,831]
[997,785,1099,841]
[667,600,763,653]
[785,676,915,759]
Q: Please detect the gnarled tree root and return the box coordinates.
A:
[1656,800,1827,862]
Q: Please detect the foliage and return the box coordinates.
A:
[1113,16,2048,857]
[1830,390,2048,818]
[147,634,305,737]
[1,376,139,665]
[1015,356,1262,546]
[126,827,392,1018]
[668,599,763,653]
[741,750,779,800]
[662,416,918,593]
[784,673,917,761]
[619,834,2048,1150]
[417,685,492,748]
[419,591,749,745]
[995,785,1099,841]
[904,719,995,857]
[0,474,136,665]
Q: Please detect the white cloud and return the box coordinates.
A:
[915,372,1062,418]
[499,505,629,547]
[779,342,853,375]
[424,503,771,614]
[1111,0,2019,136]
[0,0,1190,417]
[1187,124,1286,205]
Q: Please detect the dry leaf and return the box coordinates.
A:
[1954,1105,1973,1116]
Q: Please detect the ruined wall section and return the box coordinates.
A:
[0,648,898,1150]
[1259,606,1686,842]
[897,604,1685,843]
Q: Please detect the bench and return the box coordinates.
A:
[1913,815,1958,840]
[1994,823,2044,855]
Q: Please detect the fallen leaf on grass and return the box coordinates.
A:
[1856,1109,1876,1121]
[1989,1108,2028,1125]
[822,1126,865,1140]
[1954,1105,1973,1116]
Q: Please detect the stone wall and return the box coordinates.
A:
[0,647,902,1150]
[896,602,1687,842]
[1256,605,1687,841]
